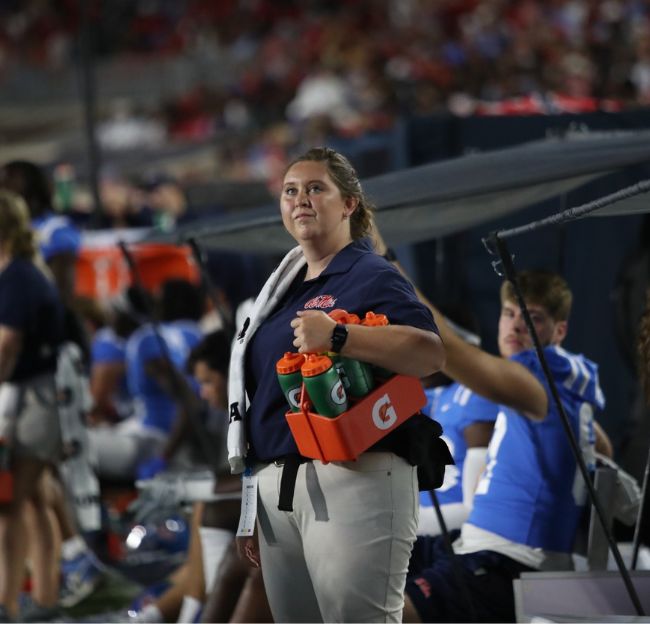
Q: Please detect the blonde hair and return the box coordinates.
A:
[500,270,573,322]
[0,190,36,260]
[285,147,375,239]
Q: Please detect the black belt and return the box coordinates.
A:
[269,447,389,511]
[268,443,401,511]
[267,453,310,512]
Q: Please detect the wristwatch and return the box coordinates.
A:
[330,323,349,353]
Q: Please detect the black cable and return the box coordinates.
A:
[428,489,478,623]
[486,232,645,616]
[631,448,650,570]
[186,237,235,342]
[117,241,220,475]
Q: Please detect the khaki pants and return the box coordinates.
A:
[11,374,62,463]
[256,452,418,623]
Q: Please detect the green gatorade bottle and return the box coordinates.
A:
[276,352,306,412]
[301,354,348,417]
[330,311,374,399]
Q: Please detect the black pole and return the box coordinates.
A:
[631,448,650,570]
[486,232,644,616]
[186,237,235,341]
[78,0,103,224]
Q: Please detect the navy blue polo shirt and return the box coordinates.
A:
[0,257,63,382]
[244,238,438,461]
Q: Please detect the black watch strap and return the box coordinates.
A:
[331,323,349,353]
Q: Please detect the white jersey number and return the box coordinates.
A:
[474,411,507,496]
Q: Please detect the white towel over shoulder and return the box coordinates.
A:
[227,245,306,473]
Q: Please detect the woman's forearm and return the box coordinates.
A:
[291,310,445,377]
[383,258,548,420]
[428,306,548,420]
[340,324,445,378]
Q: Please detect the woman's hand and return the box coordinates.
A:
[236,535,261,568]
[290,310,336,354]
[291,310,445,376]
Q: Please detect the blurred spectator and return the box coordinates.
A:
[95,171,154,230]
[139,174,189,230]
[630,23,650,105]
[0,159,91,364]
[0,162,109,615]
[3,0,650,195]
[88,286,151,426]
[87,279,203,481]
[97,98,167,152]
[0,160,80,303]
[287,67,355,129]
[4,1,650,126]
[0,189,64,621]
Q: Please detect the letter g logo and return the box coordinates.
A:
[372,394,397,430]
[288,387,302,409]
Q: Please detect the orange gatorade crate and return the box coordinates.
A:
[285,374,426,462]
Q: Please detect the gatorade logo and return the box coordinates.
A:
[330,379,347,405]
[372,394,397,430]
[304,295,337,310]
[288,387,302,409]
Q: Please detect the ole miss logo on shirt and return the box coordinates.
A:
[304,295,337,309]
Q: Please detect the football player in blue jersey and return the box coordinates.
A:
[419,378,498,537]
[87,279,204,481]
[87,287,151,426]
[418,311,498,537]
[396,269,611,623]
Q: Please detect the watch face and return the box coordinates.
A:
[332,324,348,352]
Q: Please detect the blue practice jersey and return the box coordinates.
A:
[91,327,132,420]
[126,320,202,434]
[468,345,605,553]
[92,327,126,364]
[32,213,81,261]
[420,383,498,508]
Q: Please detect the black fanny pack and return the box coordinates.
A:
[371,411,455,491]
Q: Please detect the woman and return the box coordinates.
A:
[0,190,64,620]
[229,147,445,622]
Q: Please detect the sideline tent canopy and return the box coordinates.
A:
[166,129,650,253]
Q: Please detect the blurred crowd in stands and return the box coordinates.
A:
[2,0,650,226]
[3,0,650,116]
